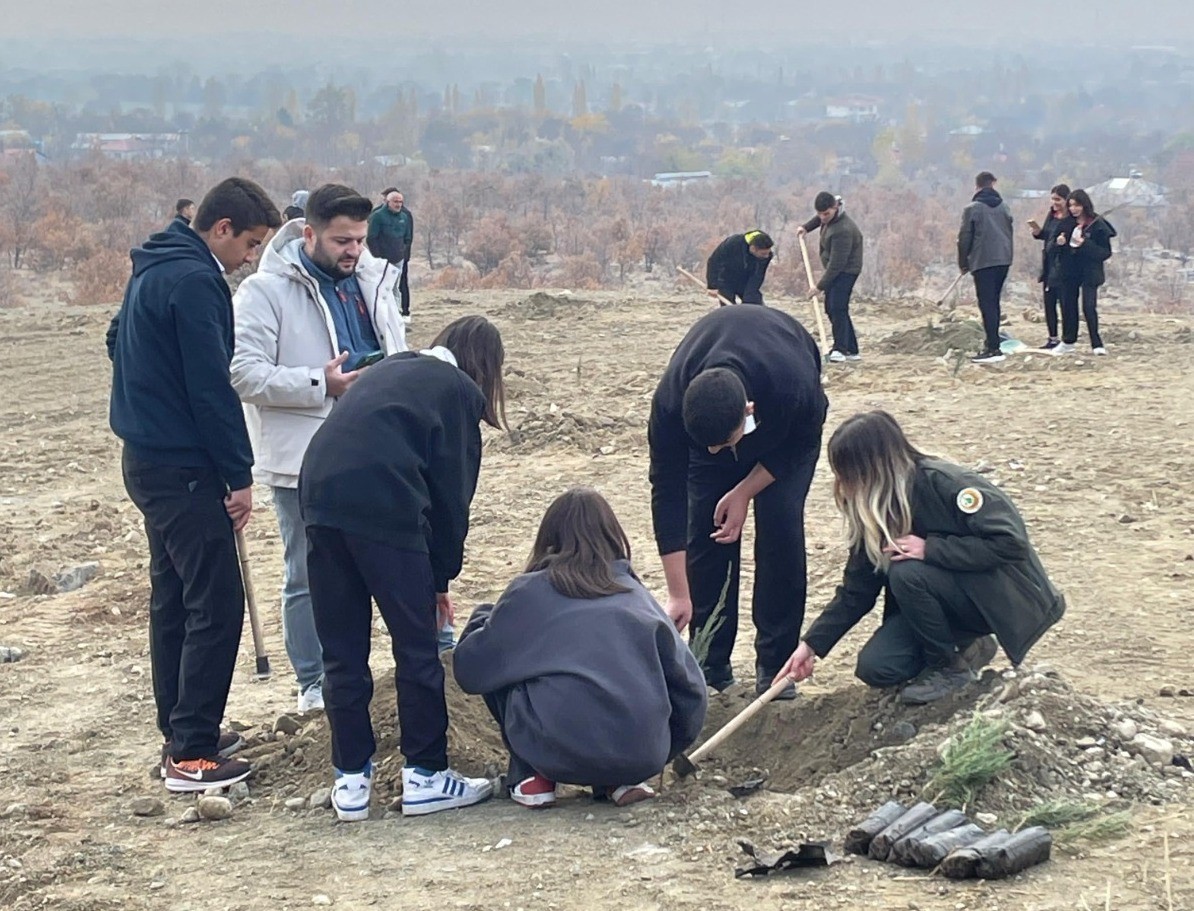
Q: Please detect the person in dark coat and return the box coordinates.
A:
[649,306,827,700]
[774,411,1065,705]
[299,316,507,821]
[453,488,708,809]
[1027,183,1073,349]
[957,171,1014,364]
[705,230,774,305]
[798,192,865,362]
[1051,188,1115,356]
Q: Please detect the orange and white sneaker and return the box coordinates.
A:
[610,782,656,807]
[510,774,557,808]
[164,755,252,793]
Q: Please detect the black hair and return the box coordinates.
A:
[193,178,282,234]
[975,171,997,189]
[682,368,747,447]
[1050,183,1071,199]
[282,205,305,221]
[430,316,508,430]
[174,198,194,215]
[744,230,773,250]
[381,186,399,197]
[1067,188,1097,220]
[814,191,837,212]
[304,184,373,229]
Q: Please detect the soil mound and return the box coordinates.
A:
[499,291,595,321]
[877,319,984,356]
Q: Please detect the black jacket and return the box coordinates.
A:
[802,459,1065,666]
[705,233,771,303]
[1032,211,1076,289]
[1064,215,1117,288]
[299,352,484,592]
[453,561,708,786]
[648,306,826,555]
[107,219,253,490]
[958,187,1014,272]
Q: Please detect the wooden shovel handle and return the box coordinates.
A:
[796,235,830,353]
[686,676,793,766]
[677,265,736,307]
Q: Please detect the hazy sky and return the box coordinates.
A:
[4,0,1192,44]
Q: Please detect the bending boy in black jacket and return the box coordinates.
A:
[705,230,774,304]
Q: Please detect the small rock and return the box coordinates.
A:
[53,562,100,593]
[975,812,998,827]
[274,715,303,736]
[1159,720,1188,738]
[196,796,233,821]
[309,789,332,810]
[1111,719,1138,741]
[1160,685,1178,697]
[312,896,332,906]
[285,797,307,811]
[1024,711,1047,732]
[130,796,165,817]
[1118,514,1137,525]
[180,807,201,824]
[228,782,250,801]
[1130,733,1175,767]
[1076,736,1098,749]
[892,721,918,742]
[0,646,24,663]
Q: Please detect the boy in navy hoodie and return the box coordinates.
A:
[107,177,281,793]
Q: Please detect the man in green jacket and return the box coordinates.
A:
[798,192,864,362]
[367,189,415,323]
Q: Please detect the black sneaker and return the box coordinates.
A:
[160,731,245,779]
[1041,339,1060,350]
[898,666,977,705]
[703,665,736,693]
[959,635,998,673]
[164,754,252,793]
[970,349,1005,364]
[756,666,798,701]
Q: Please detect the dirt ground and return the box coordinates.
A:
[2,279,1193,911]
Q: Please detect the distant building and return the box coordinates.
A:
[1087,175,1167,210]
[824,97,880,123]
[649,170,712,189]
[70,132,185,160]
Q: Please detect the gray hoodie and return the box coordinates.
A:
[958,187,1014,272]
[453,561,708,786]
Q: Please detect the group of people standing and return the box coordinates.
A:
[107,173,1067,825]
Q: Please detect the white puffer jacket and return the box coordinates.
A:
[231,220,407,488]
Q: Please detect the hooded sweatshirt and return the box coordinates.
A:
[453,560,708,786]
[107,219,253,490]
[957,187,1014,273]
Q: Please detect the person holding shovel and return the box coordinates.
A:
[299,316,506,821]
[705,230,775,305]
[453,487,707,809]
[649,305,827,700]
[797,192,864,363]
[774,410,1065,705]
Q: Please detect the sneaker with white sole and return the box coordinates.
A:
[609,782,656,807]
[332,762,372,822]
[1051,342,1076,356]
[970,349,1005,364]
[1092,346,1107,356]
[160,730,245,778]
[845,353,862,362]
[297,683,324,714]
[827,350,847,363]
[510,774,557,808]
[164,754,252,793]
[401,766,493,816]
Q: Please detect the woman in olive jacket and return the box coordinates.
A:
[773,411,1065,706]
[1053,188,1116,355]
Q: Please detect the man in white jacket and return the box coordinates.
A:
[231,184,407,713]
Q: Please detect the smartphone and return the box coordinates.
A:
[348,351,384,371]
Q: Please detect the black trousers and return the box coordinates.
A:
[1042,284,1060,339]
[1080,285,1103,348]
[307,526,447,773]
[397,257,411,315]
[823,272,859,354]
[686,437,821,679]
[121,450,244,760]
[854,561,992,687]
[1059,282,1080,343]
[972,265,1009,353]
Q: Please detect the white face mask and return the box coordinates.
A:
[742,413,757,435]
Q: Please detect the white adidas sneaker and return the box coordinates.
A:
[401,766,493,817]
[332,762,372,822]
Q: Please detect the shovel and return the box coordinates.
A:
[673,676,794,777]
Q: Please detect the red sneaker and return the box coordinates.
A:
[510,774,556,808]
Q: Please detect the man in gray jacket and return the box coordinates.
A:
[957,171,1014,364]
[231,184,406,713]
[798,192,864,362]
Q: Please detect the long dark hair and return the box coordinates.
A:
[828,411,931,569]
[1067,188,1097,221]
[431,316,507,429]
[525,487,633,599]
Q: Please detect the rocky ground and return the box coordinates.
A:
[1,283,1193,910]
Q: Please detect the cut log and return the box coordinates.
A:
[974,826,1052,879]
[844,801,906,855]
[868,802,938,861]
[890,809,970,866]
[940,829,1011,879]
[908,823,987,868]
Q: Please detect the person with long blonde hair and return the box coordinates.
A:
[774,411,1065,704]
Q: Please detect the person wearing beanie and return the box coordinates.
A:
[797,192,864,363]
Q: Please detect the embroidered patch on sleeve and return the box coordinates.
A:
[956,487,984,514]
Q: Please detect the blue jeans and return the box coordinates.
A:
[273,487,324,691]
[274,489,453,686]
